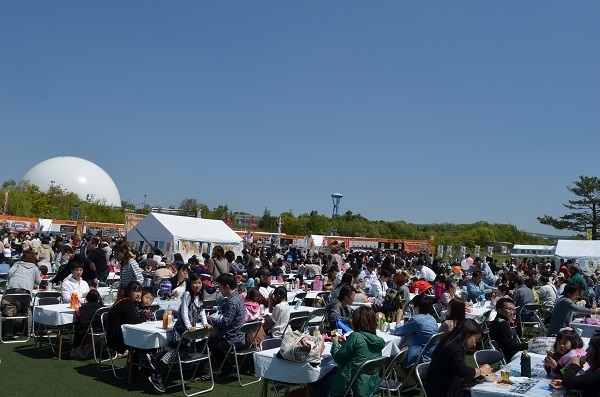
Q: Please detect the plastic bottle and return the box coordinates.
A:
[520,350,532,377]
[162,309,169,329]
[107,286,114,305]
[167,306,173,324]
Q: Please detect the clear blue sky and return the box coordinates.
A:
[2,1,599,235]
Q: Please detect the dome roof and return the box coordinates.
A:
[22,156,122,206]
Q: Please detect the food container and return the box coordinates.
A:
[484,373,499,382]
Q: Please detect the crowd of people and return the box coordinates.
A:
[3,230,600,396]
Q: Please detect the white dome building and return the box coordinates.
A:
[22,156,122,207]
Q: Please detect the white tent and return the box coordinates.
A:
[510,245,556,257]
[127,213,243,261]
[555,239,600,276]
[308,235,325,252]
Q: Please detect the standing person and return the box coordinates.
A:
[87,237,110,283]
[547,283,600,336]
[112,241,143,297]
[211,246,229,279]
[330,247,344,271]
[38,237,54,264]
[51,245,97,286]
[148,273,212,392]
[426,319,493,397]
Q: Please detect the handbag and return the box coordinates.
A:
[1,300,18,317]
[278,330,325,365]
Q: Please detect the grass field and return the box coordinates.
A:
[0,335,439,396]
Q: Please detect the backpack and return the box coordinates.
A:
[373,288,402,318]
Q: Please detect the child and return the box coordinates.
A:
[544,327,586,378]
[137,291,155,321]
[148,273,213,392]
[61,260,90,304]
[38,265,49,290]
[244,288,262,322]
[71,289,103,358]
[267,286,290,338]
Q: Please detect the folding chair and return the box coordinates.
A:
[331,355,387,397]
[0,279,6,293]
[517,303,546,338]
[32,291,61,337]
[313,291,330,307]
[97,311,126,378]
[307,307,327,328]
[0,293,32,344]
[290,292,307,305]
[78,306,110,362]
[379,346,409,397]
[163,328,214,396]
[214,321,263,386]
[474,349,505,369]
[489,340,507,363]
[260,338,302,397]
[398,332,445,393]
[34,296,66,353]
[282,311,310,336]
[416,362,430,397]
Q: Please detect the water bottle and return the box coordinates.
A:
[520,350,532,378]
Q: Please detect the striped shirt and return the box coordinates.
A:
[119,258,143,291]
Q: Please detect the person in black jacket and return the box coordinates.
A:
[552,334,600,397]
[489,297,528,361]
[426,319,493,397]
[106,281,144,356]
[71,289,104,358]
[51,245,97,286]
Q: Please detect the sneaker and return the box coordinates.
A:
[148,374,165,393]
[146,353,157,370]
[193,374,212,382]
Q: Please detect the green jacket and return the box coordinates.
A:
[328,331,386,397]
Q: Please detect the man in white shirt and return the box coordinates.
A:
[416,259,436,283]
[61,260,90,303]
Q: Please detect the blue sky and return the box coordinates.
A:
[1,1,599,235]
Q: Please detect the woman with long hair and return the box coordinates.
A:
[426,319,493,397]
[106,281,145,356]
[439,298,466,333]
[113,240,143,297]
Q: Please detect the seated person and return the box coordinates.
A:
[199,273,247,378]
[256,267,274,306]
[71,289,103,358]
[426,319,493,396]
[439,298,466,333]
[313,307,385,397]
[466,270,493,302]
[557,335,600,397]
[266,286,290,337]
[326,284,356,331]
[394,294,439,367]
[61,259,90,304]
[106,281,145,356]
[489,297,528,361]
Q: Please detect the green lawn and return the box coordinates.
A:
[0,337,439,396]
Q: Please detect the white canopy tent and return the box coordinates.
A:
[510,245,556,257]
[127,213,243,262]
[555,239,600,276]
[308,235,325,253]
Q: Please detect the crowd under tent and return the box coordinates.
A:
[555,239,600,276]
[127,212,243,262]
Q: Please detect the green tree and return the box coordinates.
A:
[538,175,600,239]
[179,198,202,217]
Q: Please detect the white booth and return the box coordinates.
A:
[555,239,600,276]
[127,213,243,262]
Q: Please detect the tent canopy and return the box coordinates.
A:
[511,245,556,257]
[555,240,600,259]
